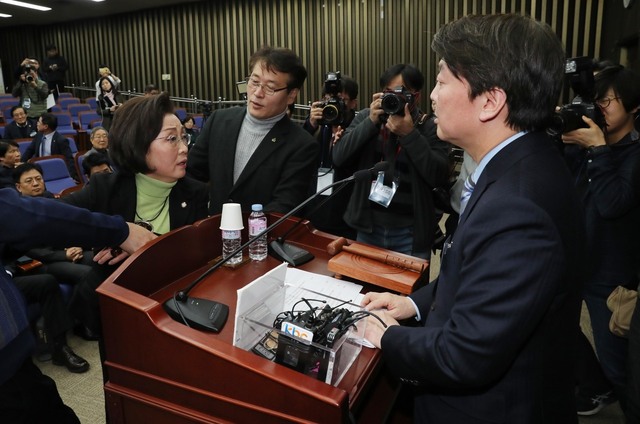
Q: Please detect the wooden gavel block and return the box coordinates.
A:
[326,237,429,294]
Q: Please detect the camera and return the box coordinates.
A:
[318,71,346,126]
[381,86,415,116]
[547,56,606,136]
[22,64,35,83]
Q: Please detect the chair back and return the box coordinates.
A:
[84,97,98,110]
[16,139,32,156]
[174,108,187,121]
[67,137,78,154]
[68,103,92,119]
[58,97,81,110]
[52,112,77,136]
[75,152,88,184]
[28,155,78,195]
[57,92,73,99]
[78,111,101,129]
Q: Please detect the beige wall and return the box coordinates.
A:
[0,0,607,110]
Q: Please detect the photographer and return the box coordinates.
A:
[11,59,49,119]
[562,64,640,415]
[332,64,450,258]
[302,73,359,237]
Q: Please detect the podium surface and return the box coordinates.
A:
[98,214,422,423]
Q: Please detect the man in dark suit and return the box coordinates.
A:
[362,14,585,423]
[0,188,155,422]
[3,106,38,140]
[187,46,317,215]
[22,113,78,180]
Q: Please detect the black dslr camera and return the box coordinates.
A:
[381,86,415,117]
[318,71,345,126]
[547,57,606,136]
[23,64,35,83]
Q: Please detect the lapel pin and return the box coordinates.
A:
[181,202,187,208]
[272,138,277,143]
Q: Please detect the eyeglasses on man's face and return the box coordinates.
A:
[596,96,621,109]
[21,175,43,185]
[245,76,289,96]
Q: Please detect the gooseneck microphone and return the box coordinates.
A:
[163,161,389,333]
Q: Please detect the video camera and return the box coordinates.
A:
[318,71,346,126]
[547,56,606,136]
[22,63,35,83]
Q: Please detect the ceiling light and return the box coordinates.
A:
[0,12,11,17]
[0,0,51,11]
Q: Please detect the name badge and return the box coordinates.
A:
[23,98,31,109]
[368,171,398,208]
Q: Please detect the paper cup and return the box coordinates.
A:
[220,203,244,230]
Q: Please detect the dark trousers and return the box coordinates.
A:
[627,295,640,423]
[0,357,79,423]
[575,329,612,395]
[13,273,73,340]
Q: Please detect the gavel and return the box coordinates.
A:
[326,237,426,273]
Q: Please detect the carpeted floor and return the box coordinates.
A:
[36,253,626,423]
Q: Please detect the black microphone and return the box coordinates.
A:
[163,161,389,333]
[270,161,390,266]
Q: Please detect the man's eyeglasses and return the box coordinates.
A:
[596,96,621,109]
[154,134,188,147]
[21,176,43,185]
[245,77,288,96]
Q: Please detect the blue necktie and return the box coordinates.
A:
[459,174,476,216]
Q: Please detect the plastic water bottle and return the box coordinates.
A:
[222,229,242,264]
[248,204,268,261]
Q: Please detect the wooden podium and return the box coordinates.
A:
[97,214,424,423]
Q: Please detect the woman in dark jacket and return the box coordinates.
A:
[97,76,124,130]
[63,93,208,338]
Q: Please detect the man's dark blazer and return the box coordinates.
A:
[23,131,77,179]
[187,106,318,215]
[381,133,586,424]
[3,119,37,140]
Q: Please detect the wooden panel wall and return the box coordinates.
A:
[0,0,604,110]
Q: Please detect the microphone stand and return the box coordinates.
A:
[269,179,352,267]
[163,167,377,333]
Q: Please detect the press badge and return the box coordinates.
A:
[368,171,398,208]
[23,98,31,109]
[317,167,335,195]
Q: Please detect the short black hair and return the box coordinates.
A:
[380,64,424,92]
[249,46,307,90]
[341,76,359,100]
[181,114,195,125]
[109,92,174,174]
[432,14,565,132]
[144,84,159,94]
[82,152,111,176]
[13,162,43,183]
[0,140,19,157]
[10,105,26,118]
[39,113,58,131]
[595,65,640,114]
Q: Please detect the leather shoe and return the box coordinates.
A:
[73,324,101,341]
[52,345,89,373]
